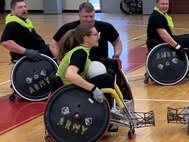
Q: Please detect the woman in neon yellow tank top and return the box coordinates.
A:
[54,23,115,105]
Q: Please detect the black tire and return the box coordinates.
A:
[120,0,132,14]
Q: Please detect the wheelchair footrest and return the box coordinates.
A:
[131,110,155,128]
[167,107,189,124]
[111,110,155,128]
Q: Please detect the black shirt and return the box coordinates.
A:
[147,10,172,43]
[1,22,48,60]
[70,49,87,74]
[53,20,119,61]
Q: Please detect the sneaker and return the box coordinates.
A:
[107,124,118,132]
[111,107,124,116]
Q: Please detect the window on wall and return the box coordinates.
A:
[88,0,100,10]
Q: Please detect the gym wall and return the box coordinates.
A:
[4,0,87,11]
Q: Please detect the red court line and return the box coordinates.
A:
[0,96,46,135]
[122,47,147,73]
[0,47,147,135]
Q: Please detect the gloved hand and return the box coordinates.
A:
[91,86,104,103]
[24,49,42,61]
[175,44,185,55]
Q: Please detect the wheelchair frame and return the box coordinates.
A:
[102,83,155,139]
[167,106,189,133]
[120,0,143,14]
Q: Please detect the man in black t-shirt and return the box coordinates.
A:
[1,0,54,97]
[53,20,120,62]
[146,0,189,52]
[145,0,189,84]
[1,0,53,63]
[50,2,123,73]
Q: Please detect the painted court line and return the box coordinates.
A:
[135,98,189,102]
[127,34,146,42]
[0,80,10,85]
[131,34,146,41]
[174,27,189,32]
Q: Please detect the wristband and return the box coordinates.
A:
[91,86,96,92]
[175,44,181,50]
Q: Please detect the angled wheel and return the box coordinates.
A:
[146,43,188,85]
[120,0,133,14]
[44,85,110,142]
[11,54,58,101]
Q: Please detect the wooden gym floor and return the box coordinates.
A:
[1,12,189,142]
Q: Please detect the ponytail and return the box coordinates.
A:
[58,29,77,61]
[58,23,94,61]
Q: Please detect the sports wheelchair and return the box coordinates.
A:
[145,43,189,85]
[120,0,143,14]
[167,106,189,133]
[44,68,155,142]
[9,54,58,101]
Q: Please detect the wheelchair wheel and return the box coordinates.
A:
[44,85,110,142]
[120,0,133,14]
[146,43,188,85]
[11,54,58,101]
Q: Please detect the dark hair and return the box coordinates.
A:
[10,0,24,9]
[79,2,94,13]
[58,23,94,61]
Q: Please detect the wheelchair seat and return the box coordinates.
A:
[11,54,58,101]
[146,43,189,85]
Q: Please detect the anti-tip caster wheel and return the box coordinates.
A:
[9,94,16,101]
[45,136,53,142]
[144,77,149,84]
[144,72,148,77]
[128,129,136,140]
[144,76,154,85]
